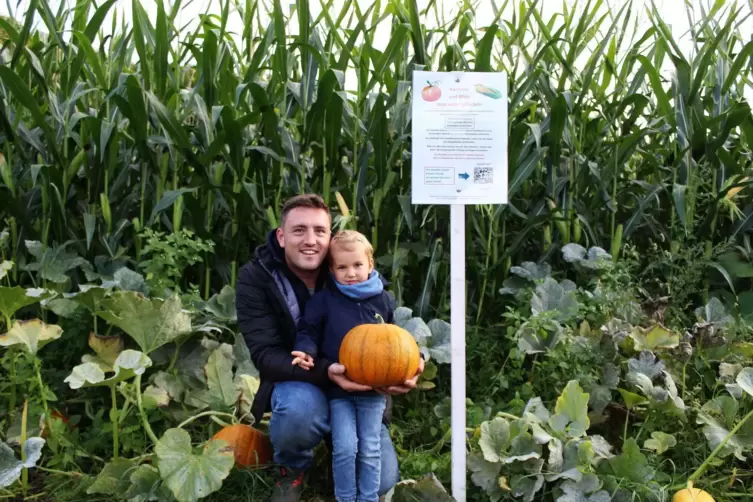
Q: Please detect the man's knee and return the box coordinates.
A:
[269,382,330,449]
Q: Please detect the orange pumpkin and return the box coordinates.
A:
[211,424,273,468]
[338,321,421,387]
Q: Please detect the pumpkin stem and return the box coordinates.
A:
[374,313,385,324]
[177,411,238,430]
[688,407,753,483]
[135,374,160,445]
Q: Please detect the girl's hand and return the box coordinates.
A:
[291,351,314,370]
[377,357,425,395]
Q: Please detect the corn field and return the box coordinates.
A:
[2,0,753,500]
[0,0,750,318]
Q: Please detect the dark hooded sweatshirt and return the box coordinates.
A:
[236,230,393,425]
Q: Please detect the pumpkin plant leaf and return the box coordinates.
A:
[65,350,152,389]
[233,332,258,379]
[204,285,236,322]
[0,438,46,488]
[510,459,545,502]
[736,367,753,397]
[607,438,654,484]
[86,458,138,495]
[236,374,260,421]
[699,420,751,461]
[393,306,413,324]
[154,428,234,502]
[545,438,595,483]
[561,244,612,271]
[590,436,615,460]
[153,372,188,403]
[549,380,590,438]
[426,318,451,364]
[627,351,665,379]
[643,431,677,454]
[205,345,236,408]
[588,386,612,415]
[629,324,679,351]
[72,285,109,314]
[468,452,505,499]
[510,261,552,281]
[111,267,148,294]
[384,473,454,502]
[626,372,664,401]
[556,474,611,502]
[0,260,12,281]
[83,333,124,371]
[524,397,552,423]
[0,319,62,355]
[142,385,171,409]
[124,464,175,502]
[98,292,192,354]
[0,287,51,322]
[531,277,580,321]
[500,431,542,464]
[696,296,734,326]
[479,417,512,463]
[618,388,650,409]
[44,298,80,318]
[183,343,237,411]
[501,261,552,297]
[518,320,564,354]
[21,240,90,283]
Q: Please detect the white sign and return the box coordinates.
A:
[411,70,508,205]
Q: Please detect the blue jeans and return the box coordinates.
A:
[268,382,399,496]
[330,395,387,502]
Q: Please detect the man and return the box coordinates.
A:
[236,194,423,501]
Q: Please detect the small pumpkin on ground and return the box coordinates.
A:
[210,423,272,468]
[672,481,715,502]
[338,315,421,388]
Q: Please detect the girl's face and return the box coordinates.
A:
[330,243,373,285]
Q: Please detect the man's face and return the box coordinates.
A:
[276,207,331,274]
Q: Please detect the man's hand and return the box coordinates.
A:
[291,351,314,370]
[377,357,425,396]
[328,363,373,392]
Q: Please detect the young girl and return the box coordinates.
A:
[291,230,394,502]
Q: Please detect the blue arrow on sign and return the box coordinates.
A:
[458,172,470,180]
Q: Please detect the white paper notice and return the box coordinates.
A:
[411,70,508,205]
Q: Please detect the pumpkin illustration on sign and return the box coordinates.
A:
[338,314,421,387]
[421,81,441,101]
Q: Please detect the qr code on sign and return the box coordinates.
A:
[474,166,493,184]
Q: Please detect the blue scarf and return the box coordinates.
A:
[334,270,384,299]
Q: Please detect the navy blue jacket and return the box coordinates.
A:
[294,276,395,399]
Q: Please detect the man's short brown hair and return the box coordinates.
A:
[280,194,330,227]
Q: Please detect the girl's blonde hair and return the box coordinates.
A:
[330,230,374,263]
